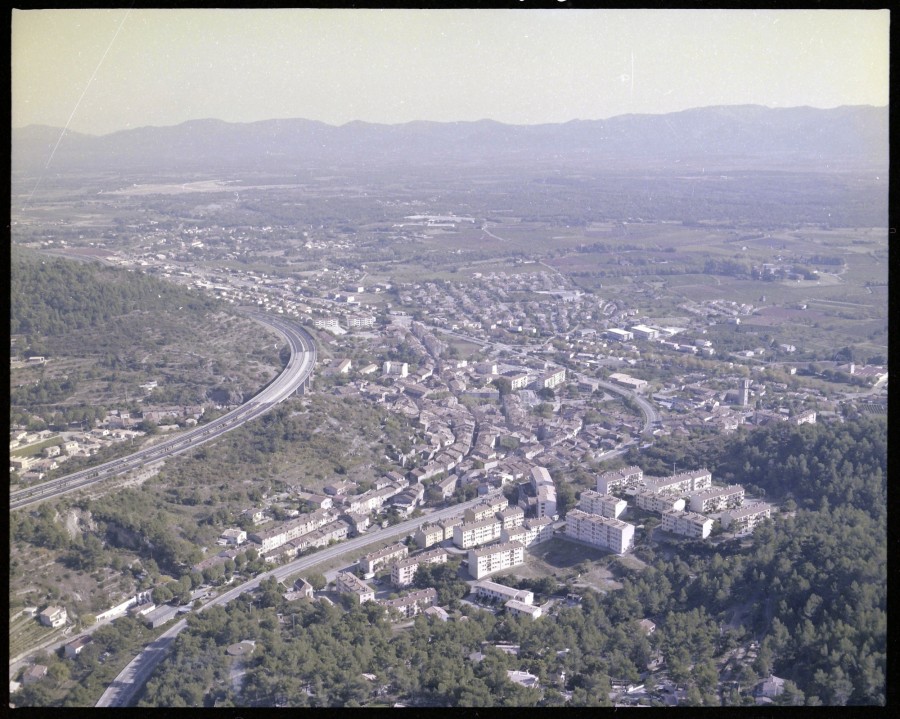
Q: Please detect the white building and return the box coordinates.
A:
[564,509,634,554]
[391,548,449,587]
[644,469,713,497]
[634,490,685,515]
[721,503,773,532]
[335,572,376,603]
[606,328,634,342]
[630,324,659,341]
[505,600,543,620]
[597,466,644,494]
[359,543,408,575]
[661,509,714,539]
[687,484,745,514]
[453,517,503,549]
[577,490,627,519]
[531,466,557,519]
[467,541,525,579]
[472,580,534,605]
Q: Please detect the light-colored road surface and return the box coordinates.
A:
[10,313,316,511]
[95,495,490,707]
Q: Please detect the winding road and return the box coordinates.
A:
[10,312,317,511]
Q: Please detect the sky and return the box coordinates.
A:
[11,8,890,136]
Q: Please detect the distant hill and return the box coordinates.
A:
[11,105,888,175]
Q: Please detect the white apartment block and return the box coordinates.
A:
[454,518,503,549]
[465,496,510,523]
[391,548,449,587]
[472,580,534,605]
[644,468,713,497]
[496,506,526,530]
[687,484,745,514]
[249,509,333,553]
[597,465,644,494]
[379,588,437,619]
[502,517,555,548]
[383,361,409,378]
[537,484,558,519]
[661,509,714,539]
[634,490,686,515]
[509,373,530,390]
[505,600,543,620]
[721,502,773,532]
[467,541,525,579]
[437,516,464,541]
[335,572,375,603]
[577,490,627,519]
[414,523,446,549]
[347,315,376,328]
[313,317,340,330]
[606,328,634,342]
[630,324,659,341]
[541,368,566,389]
[359,543,409,575]
[564,509,635,554]
[792,409,817,425]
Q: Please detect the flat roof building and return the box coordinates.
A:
[467,541,525,579]
[661,509,714,539]
[578,490,627,519]
[597,466,644,495]
[687,484,745,514]
[564,509,634,554]
[472,580,534,605]
[454,517,503,550]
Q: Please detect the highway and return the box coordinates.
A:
[95,495,492,707]
[10,313,317,511]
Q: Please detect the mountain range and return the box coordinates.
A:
[11,105,888,175]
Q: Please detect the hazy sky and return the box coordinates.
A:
[12,8,890,136]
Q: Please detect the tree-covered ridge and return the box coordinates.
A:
[10,249,216,337]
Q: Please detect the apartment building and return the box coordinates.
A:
[360,543,409,575]
[661,509,715,539]
[721,503,773,532]
[472,580,534,605]
[541,367,566,389]
[437,515,464,541]
[464,496,509,523]
[564,509,635,554]
[634,490,686,515]
[414,523,446,549]
[347,315,376,329]
[531,466,557,519]
[391,548,449,587]
[379,588,437,619]
[313,317,340,330]
[249,509,333,553]
[687,484,745,514]
[577,490,627,519]
[644,468,713,497]
[496,506,526,530]
[467,541,525,579]
[335,572,375,603]
[597,465,644,494]
[505,600,543,620]
[453,517,503,549]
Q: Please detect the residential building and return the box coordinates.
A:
[508,373,529,390]
[661,509,714,539]
[531,466,557,519]
[630,324,659,341]
[721,503,773,532]
[644,469,713,497]
[38,606,67,628]
[313,317,340,330]
[379,588,437,619]
[541,368,566,390]
[414,523,446,549]
[249,509,333,553]
[453,517,503,549]
[606,328,633,342]
[391,548,449,587]
[577,490,627,519]
[383,361,409,378]
[22,665,48,685]
[437,515,464,541]
[472,580,534,605]
[505,600,543,620]
[467,541,525,579]
[335,572,375,603]
[496,505,526,529]
[464,496,509,523]
[792,409,817,425]
[608,372,648,391]
[564,509,635,554]
[64,635,93,659]
[634,490,686,514]
[292,578,314,599]
[436,474,458,499]
[597,465,644,494]
[359,543,409,576]
[219,528,247,546]
[687,484,745,514]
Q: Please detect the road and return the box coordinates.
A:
[10,313,316,511]
[95,495,491,707]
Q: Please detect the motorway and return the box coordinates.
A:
[10,313,317,511]
[95,495,492,707]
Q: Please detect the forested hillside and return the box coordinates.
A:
[118,417,889,707]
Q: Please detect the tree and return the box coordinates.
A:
[306,573,327,591]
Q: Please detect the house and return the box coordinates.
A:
[638,618,656,636]
[38,606,67,628]
[64,635,93,659]
[757,675,785,699]
[293,578,314,599]
[219,528,247,546]
[21,665,48,685]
